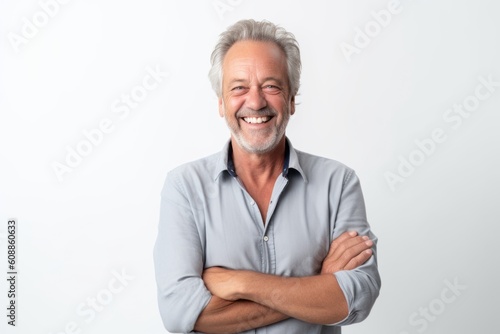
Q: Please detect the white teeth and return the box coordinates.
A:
[243,116,271,124]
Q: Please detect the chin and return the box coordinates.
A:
[236,134,282,154]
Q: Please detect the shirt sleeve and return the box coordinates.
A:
[329,169,381,326]
[153,171,212,333]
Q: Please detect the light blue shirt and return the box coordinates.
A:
[154,138,381,333]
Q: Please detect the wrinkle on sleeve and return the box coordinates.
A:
[329,170,381,326]
[153,172,212,333]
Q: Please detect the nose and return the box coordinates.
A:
[246,86,267,111]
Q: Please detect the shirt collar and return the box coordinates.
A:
[213,137,307,182]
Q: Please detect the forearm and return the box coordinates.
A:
[194,295,288,333]
[201,232,375,327]
[236,271,348,325]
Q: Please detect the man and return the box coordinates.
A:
[154,19,380,333]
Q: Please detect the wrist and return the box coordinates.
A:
[233,270,256,300]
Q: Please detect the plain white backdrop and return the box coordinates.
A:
[1,0,499,333]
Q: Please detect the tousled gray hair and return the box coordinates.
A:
[209,19,301,98]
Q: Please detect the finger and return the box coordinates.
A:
[324,237,373,273]
[336,238,373,268]
[329,235,371,263]
[344,249,373,271]
[326,231,358,257]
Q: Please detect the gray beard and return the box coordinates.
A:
[225,106,290,154]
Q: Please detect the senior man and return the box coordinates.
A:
[154,19,381,333]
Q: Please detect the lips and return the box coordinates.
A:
[242,116,273,124]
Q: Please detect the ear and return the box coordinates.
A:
[218,97,224,117]
[290,95,296,115]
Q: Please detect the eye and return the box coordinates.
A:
[263,85,281,93]
[230,86,249,96]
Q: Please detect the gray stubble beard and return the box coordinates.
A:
[224,105,290,155]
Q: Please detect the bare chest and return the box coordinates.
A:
[243,182,274,224]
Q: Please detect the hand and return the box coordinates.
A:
[321,231,373,275]
[202,267,244,301]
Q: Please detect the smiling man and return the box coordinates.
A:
[154,19,380,333]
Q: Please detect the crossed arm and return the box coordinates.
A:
[194,231,374,333]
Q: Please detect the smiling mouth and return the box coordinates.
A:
[242,116,273,124]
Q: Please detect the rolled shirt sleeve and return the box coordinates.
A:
[330,170,381,326]
[153,171,212,333]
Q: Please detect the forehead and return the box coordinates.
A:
[222,40,287,81]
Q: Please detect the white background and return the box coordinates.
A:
[1,0,499,333]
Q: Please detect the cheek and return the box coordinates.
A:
[268,97,288,114]
[226,97,245,114]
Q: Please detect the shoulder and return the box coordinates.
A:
[295,149,352,171]
[162,150,222,196]
[168,151,220,179]
[293,148,356,185]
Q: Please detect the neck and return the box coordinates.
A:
[231,136,286,185]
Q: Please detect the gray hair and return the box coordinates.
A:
[208,19,301,98]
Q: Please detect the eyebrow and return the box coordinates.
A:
[227,79,247,86]
[261,77,284,85]
[226,77,285,86]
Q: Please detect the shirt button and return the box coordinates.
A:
[263,236,269,242]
